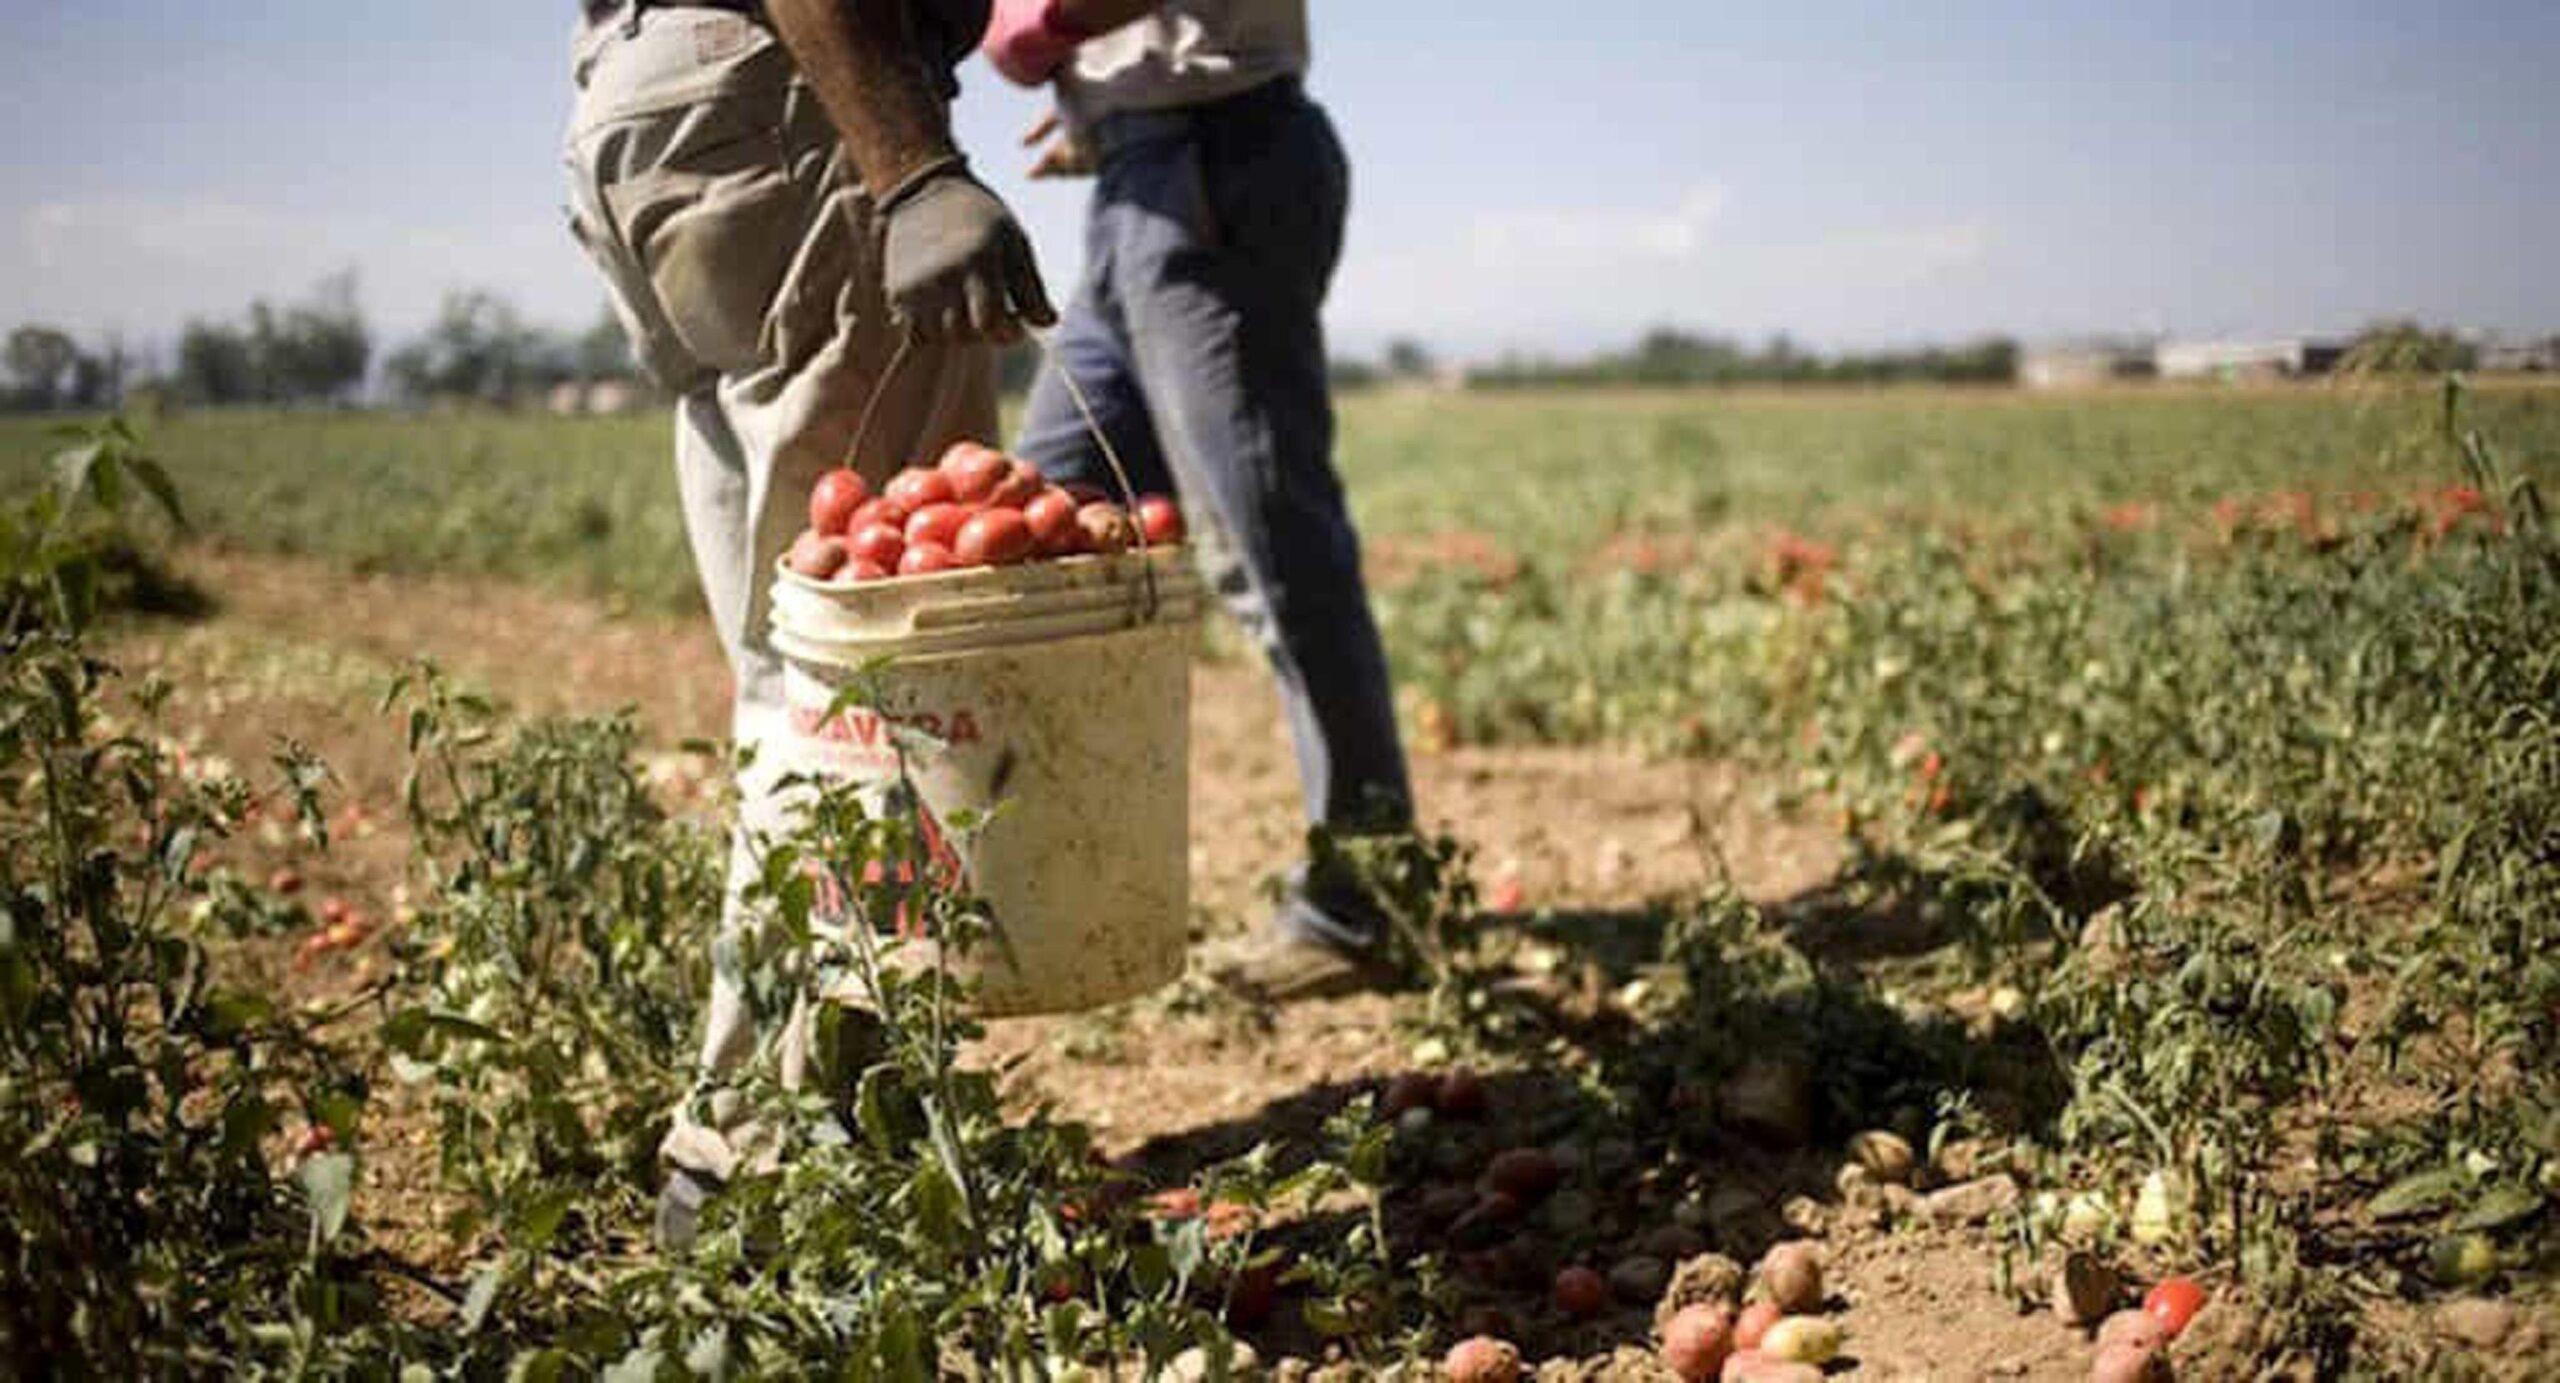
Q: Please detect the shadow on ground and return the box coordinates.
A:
[1117,870,2077,1363]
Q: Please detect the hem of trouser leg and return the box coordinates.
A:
[660,1111,746,1183]
[1271,890,1378,954]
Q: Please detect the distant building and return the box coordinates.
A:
[2155,338,2348,382]
[2476,337,2560,373]
[545,378,649,415]
[2019,339,2155,389]
[586,379,644,415]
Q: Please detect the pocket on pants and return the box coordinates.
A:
[600,97,811,380]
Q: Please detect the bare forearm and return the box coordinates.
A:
[765,0,955,197]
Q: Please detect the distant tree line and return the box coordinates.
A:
[382,291,639,407]
[1468,328,2021,389]
[2,274,644,414]
[169,271,372,406]
[4,325,127,412]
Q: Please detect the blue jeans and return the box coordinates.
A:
[1015,79,1411,948]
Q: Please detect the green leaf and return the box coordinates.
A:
[47,440,106,507]
[856,1067,912,1154]
[2454,1183,2545,1232]
[508,1349,570,1383]
[121,454,187,528]
[2368,1167,2464,1221]
[298,1151,355,1252]
[514,1185,577,1253]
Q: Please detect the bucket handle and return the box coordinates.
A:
[843,331,1167,625]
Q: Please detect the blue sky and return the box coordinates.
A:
[5,1,2554,362]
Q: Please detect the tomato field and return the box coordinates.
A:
[4,379,2556,1379]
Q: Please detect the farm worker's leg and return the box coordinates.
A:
[565,7,996,1191]
[1013,231,1175,499]
[1023,84,1413,953]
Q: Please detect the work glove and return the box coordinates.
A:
[982,0,1094,87]
[875,158,1057,343]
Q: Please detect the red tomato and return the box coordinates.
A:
[1733,1300,1782,1351]
[1075,502,1135,555]
[808,469,869,536]
[899,541,960,576]
[1024,488,1081,555]
[848,557,892,582]
[849,496,910,533]
[1661,1303,1734,1382]
[956,508,1036,566]
[1224,1258,1283,1327]
[848,522,906,571]
[1037,1262,1085,1305]
[1552,1265,1607,1319]
[1135,494,1185,545]
[988,459,1045,508]
[787,531,850,580]
[884,467,955,511]
[940,442,1010,502]
[904,502,970,549]
[2142,1276,2206,1337]
[1436,1068,1491,1118]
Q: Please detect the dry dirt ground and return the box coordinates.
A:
[99,547,2549,1381]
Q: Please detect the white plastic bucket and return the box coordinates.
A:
[761,548,1203,1016]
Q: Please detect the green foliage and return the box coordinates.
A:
[381,668,719,1282]
[1371,381,2556,1365]
[363,680,1408,1376]
[1471,327,2019,387]
[0,587,365,1374]
[171,272,373,407]
[3,415,187,634]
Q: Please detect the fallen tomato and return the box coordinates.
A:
[1442,1335,1522,1383]
[1660,1302,1734,1382]
[1553,1264,1608,1319]
[2141,1275,2205,1337]
[1733,1300,1783,1351]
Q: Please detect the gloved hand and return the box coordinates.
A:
[875,159,1057,343]
[982,0,1094,86]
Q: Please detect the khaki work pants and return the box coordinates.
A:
[565,6,996,1179]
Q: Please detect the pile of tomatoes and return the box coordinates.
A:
[788,440,1183,582]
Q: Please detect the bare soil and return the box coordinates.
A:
[100,545,2552,1380]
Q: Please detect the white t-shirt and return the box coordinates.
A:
[1057,0,1309,124]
